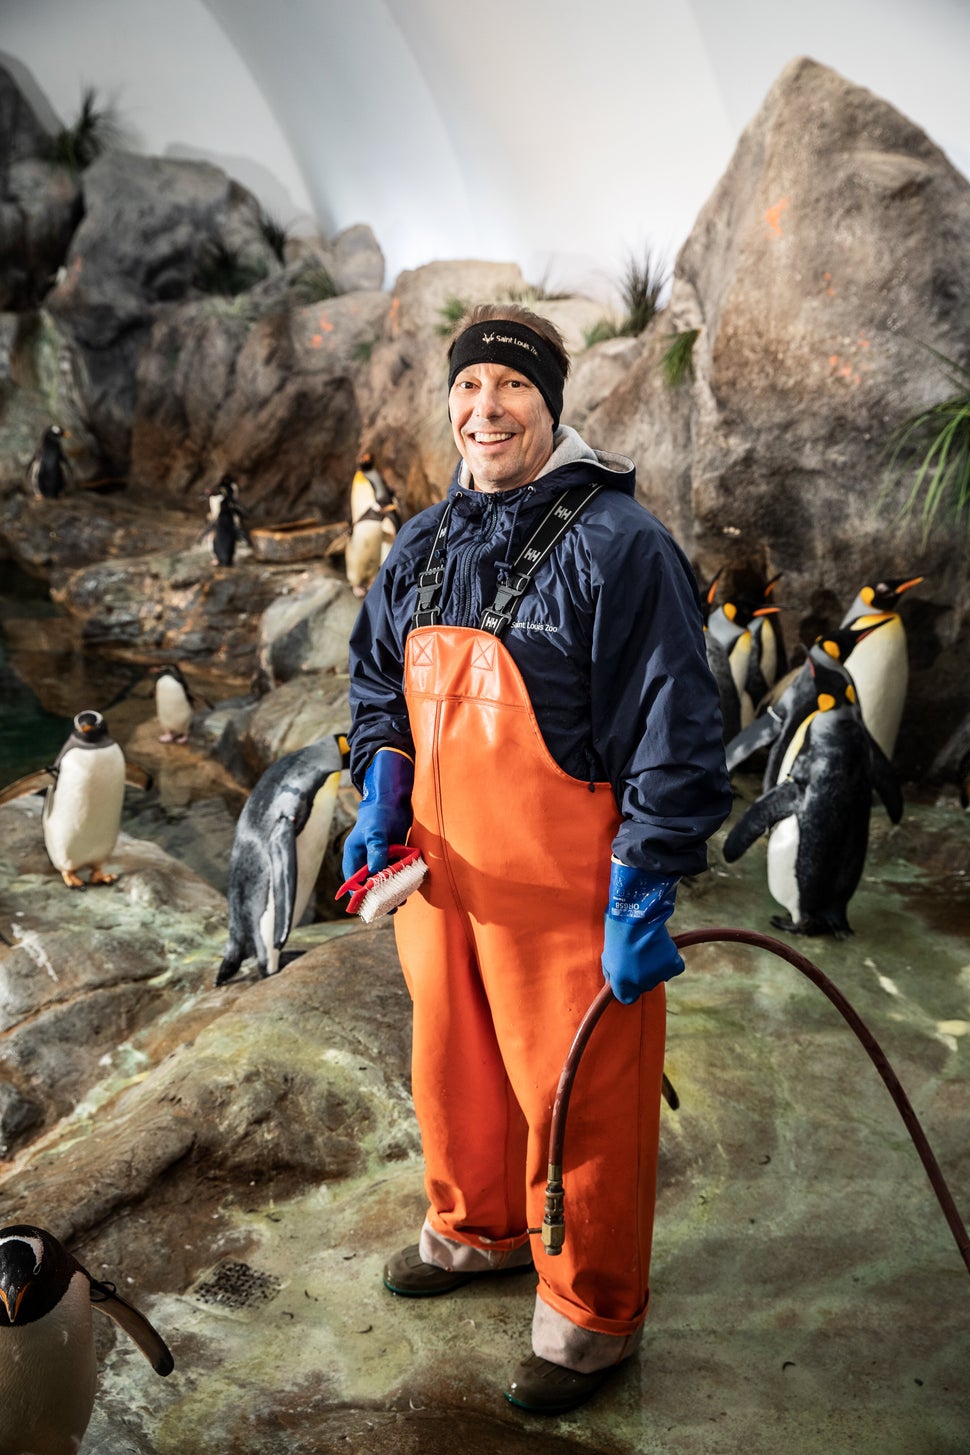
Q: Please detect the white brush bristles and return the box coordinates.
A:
[358,855,428,923]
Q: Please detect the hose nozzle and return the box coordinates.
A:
[541,1164,565,1255]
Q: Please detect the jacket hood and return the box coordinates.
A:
[453,424,635,503]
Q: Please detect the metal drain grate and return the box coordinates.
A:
[192,1260,283,1311]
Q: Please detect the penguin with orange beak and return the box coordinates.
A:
[723,657,902,936]
[0,1223,173,1455]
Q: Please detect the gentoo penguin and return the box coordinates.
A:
[723,660,902,936]
[838,575,924,759]
[216,735,349,984]
[25,425,73,500]
[0,711,151,888]
[0,1224,173,1455]
[202,475,252,566]
[345,452,399,598]
[153,663,210,744]
[725,620,892,788]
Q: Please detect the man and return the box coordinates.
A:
[343,303,731,1414]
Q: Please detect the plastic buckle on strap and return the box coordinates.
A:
[491,571,530,614]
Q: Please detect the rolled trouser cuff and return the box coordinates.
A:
[532,1295,644,1374]
[418,1219,534,1273]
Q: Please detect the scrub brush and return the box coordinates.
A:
[337,845,428,923]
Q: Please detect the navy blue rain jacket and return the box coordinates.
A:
[347,435,731,877]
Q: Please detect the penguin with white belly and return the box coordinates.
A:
[0,1223,173,1455]
[0,711,151,888]
[723,660,902,937]
[345,451,399,598]
[153,663,210,743]
[838,574,924,759]
[216,735,349,984]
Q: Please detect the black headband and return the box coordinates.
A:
[448,320,566,428]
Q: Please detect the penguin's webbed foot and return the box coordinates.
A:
[158,731,175,743]
[770,912,852,938]
[61,869,86,889]
[215,956,242,987]
[89,867,118,886]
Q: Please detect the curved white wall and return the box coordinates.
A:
[4,0,970,302]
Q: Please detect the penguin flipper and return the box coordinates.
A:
[268,818,298,950]
[723,781,800,862]
[86,1274,175,1375]
[869,739,904,824]
[725,711,782,773]
[0,767,55,806]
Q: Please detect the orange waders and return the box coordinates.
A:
[394,624,667,1371]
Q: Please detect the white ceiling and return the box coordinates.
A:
[4,0,970,302]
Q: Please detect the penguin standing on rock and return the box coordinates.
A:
[0,1223,173,1455]
[217,735,349,984]
[202,474,252,566]
[0,711,151,888]
[723,659,902,937]
[345,451,399,598]
[153,663,210,744]
[25,425,74,500]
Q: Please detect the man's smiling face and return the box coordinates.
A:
[449,361,555,493]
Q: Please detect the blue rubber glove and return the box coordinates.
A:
[601,863,684,1004]
[342,749,414,880]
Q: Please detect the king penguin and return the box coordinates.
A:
[0,711,151,888]
[345,452,399,598]
[838,575,924,759]
[153,663,208,743]
[705,574,781,742]
[216,735,349,984]
[0,1223,173,1455]
[723,659,902,936]
[726,619,892,789]
[25,425,73,500]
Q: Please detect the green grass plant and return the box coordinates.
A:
[883,347,970,541]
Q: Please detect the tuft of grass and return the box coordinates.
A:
[582,317,624,348]
[289,263,340,306]
[882,346,970,542]
[194,240,269,298]
[620,246,669,336]
[44,86,122,173]
[436,295,470,337]
[257,208,290,263]
[661,328,700,388]
[351,337,377,363]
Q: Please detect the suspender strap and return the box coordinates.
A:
[479,483,603,640]
[410,483,603,637]
[411,501,453,630]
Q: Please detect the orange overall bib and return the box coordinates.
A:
[394,623,667,1351]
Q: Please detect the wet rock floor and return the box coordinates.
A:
[76,779,969,1455]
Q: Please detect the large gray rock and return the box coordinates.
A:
[49,546,326,678]
[128,285,389,518]
[257,569,361,687]
[288,221,386,293]
[42,150,283,474]
[0,66,82,310]
[585,56,970,779]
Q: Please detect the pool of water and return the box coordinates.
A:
[0,562,152,783]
